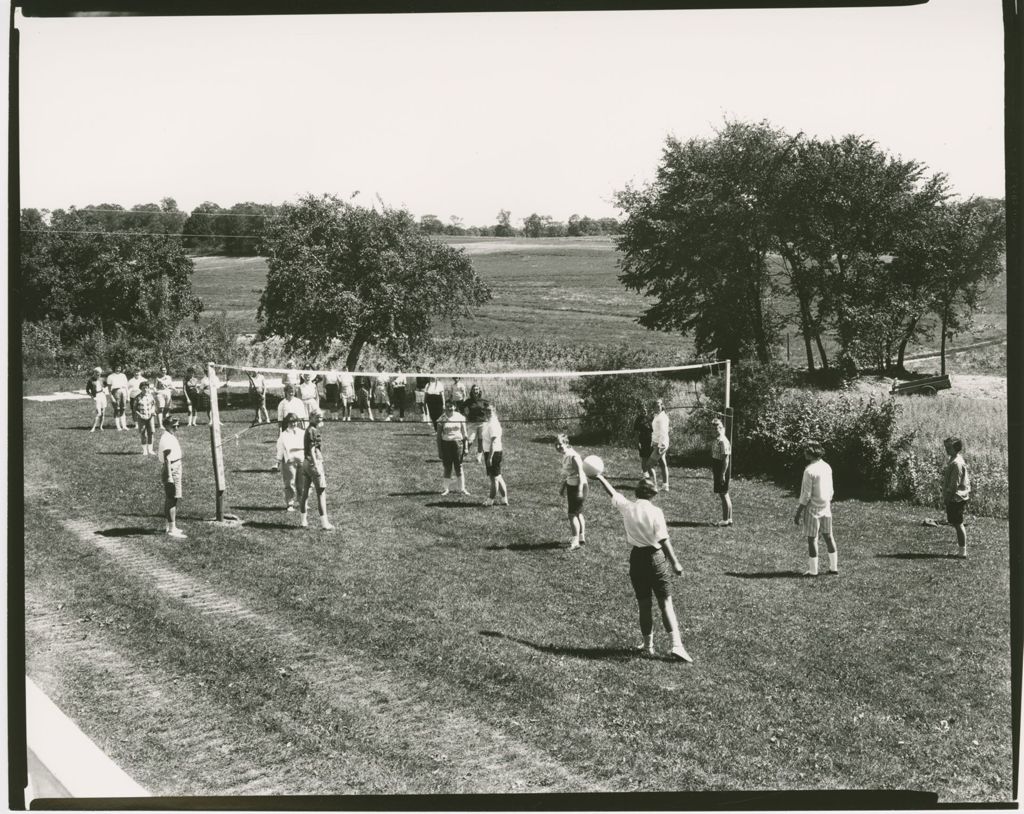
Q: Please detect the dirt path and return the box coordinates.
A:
[27,515,611,796]
[851,373,1007,402]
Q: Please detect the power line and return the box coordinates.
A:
[20,229,261,239]
[46,208,278,219]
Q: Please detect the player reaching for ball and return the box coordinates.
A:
[588,459,693,663]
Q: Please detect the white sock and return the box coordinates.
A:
[827,552,838,572]
[644,633,654,649]
[807,556,819,575]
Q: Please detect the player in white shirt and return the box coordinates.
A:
[275,412,305,510]
[157,417,186,538]
[711,417,733,526]
[650,399,671,492]
[555,434,588,550]
[274,384,308,471]
[436,402,470,496]
[793,443,837,576]
[105,365,130,431]
[480,404,508,506]
[247,371,270,426]
[86,367,108,432]
[592,470,692,662]
[338,369,355,422]
[154,366,175,429]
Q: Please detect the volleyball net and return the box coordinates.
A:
[200,360,732,520]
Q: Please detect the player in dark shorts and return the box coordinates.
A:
[296,409,334,531]
[634,404,654,477]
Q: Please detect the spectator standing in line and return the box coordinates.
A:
[126,369,146,430]
[155,365,175,430]
[555,433,588,550]
[296,409,335,531]
[424,375,446,430]
[106,364,130,431]
[373,367,392,420]
[480,403,508,506]
[135,380,158,456]
[942,436,971,559]
[182,368,201,426]
[276,412,305,511]
[356,374,375,421]
[390,371,408,421]
[436,401,470,497]
[158,417,187,539]
[247,370,270,426]
[650,399,670,492]
[87,366,108,432]
[415,367,430,422]
[450,376,467,414]
[711,417,733,526]
[793,443,838,576]
[633,403,654,478]
[298,373,320,420]
[338,367,355,422]
[591,471,692,662]
[323,367,341,421]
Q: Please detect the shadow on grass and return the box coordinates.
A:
[725,570,806,579]
[243,520,298,531]
[479,630,648,661]
[388,491,439,497]
[95,527,162,537]
[668,520,716,528]
[876,552,962,560]
[230,504,283,512]
[424,500,480,509]
[97,451,141,456]
[232,468,275,474]
[486,541,563,552]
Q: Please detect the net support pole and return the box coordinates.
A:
[208,362,226,522]
[723,359,734,446]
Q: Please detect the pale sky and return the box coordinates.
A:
[16,1,1005,227]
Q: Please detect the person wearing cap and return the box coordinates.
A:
[105,364,130,431]
[157,416,186,539]
[793,443,837,576]
[649,398,671,492]
[592,470,692,663]
[711,417,733,526]
[274,384,308,471]
[436,401,470,496]
[555,434,588,550]
[135,380,158,455]
[296,409,335,530]
[154,365,175,429]
[276,412,305,511]
[86,366,108,432]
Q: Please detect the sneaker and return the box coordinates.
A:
[286,505,296,512]
[661,485,670,492]
[167,528,187,539]
[670,644,693,663]
[500,498,509,506]
[568,539,581,550]
[299,515,309,528]
[441,489,450,496]
[271,464,279,472]
[482,498,494,506]
[320,520,335,531]
[460,489,471,496]
[476,452,484,463]
[715,519,733,527]
[90,428,96,433]
[578,538,586,547]
[636,643,655,657]
[827,569,839,575]
[802,570,818,577]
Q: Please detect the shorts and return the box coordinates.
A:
[252,391,267,408]
[110,388,127,416]
[156,391,172,410]
[415,390,425,405]
[629,546,672,602]
[945,500,967,526]
[300,458,327,490]
[802,508,833,539]
[440,439,464,478]
[302,398,320,416]
[638,443,653,462]
[163,463,183,499]
[485,450,503,477]
[93,393,107,410]
[712,458,731,493]
[185,389,199,410]
[340,390,354,405]
[566,482,588,517]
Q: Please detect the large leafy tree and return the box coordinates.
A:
[615,120,792,363]
[19,207,203,354]
[257,194,492,368]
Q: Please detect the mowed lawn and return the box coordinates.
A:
[22,384,1013,801]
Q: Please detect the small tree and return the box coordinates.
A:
[257,194,492,369]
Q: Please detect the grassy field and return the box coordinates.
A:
[22,381,1013,801]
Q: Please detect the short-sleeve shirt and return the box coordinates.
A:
[276,428,305,461]
[451,382,467,403]
[712,435,732,460]
[425,380,444,396]
[106,372,128,391]
[136,392,157,419]
[324,371,340,385]
[800,459,834,517]
[127,376,146,399]
[481,419,503,453]
[651,412,670,447]
[465,397,487,424]
[339,372,355,395]
[156,374,173,392]
[86,376,104,397]
[943,454,971,503]
[250,373,266,393]
[285,370,301,387]
[158,432,182,466]
[438,411,467,442]
[299,381,319,402]
[278,396,308,423]
[304,424,323,460]
[561,450,587,487]
[391,374,407,389]
[612,492,668,549]
[184,377,200,398]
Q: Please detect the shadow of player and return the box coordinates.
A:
[876,552,963,560]
[479,630,656,662]
[95,527,163,537]
[724,570,806,579]
[485,541,563,552]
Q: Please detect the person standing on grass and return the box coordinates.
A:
[480,403,508,506]
[464,384,487,462]
[284,360,301,390]
[711,417,733,526]
[135,380,158,456]
[296,409,335,531]
[299,373,320,419]
[127,370,146,430]
[338,366,355,422]
[158,417,186,539]
[390,371,408,421]
[276,412,305,511]
[274,383,308,470]
[247,370,270,426]
[555,433,588,550]
[793,443,837,576]
[106,365,129,431]
[86,367,108,432]
[633,402,654,477]
[424,375,446,430]
[942,436,971,559]
[450,376,467,414]
[182,368,201,426]
[650,398,670,492]
[415,367,430,422]
[155,365,175,430]
[356,374,374,421]
[323,367,341,421]
[436,401,470,496]
[373,367,392,420]
[592,471,692,662]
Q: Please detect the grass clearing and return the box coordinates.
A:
[22,389,1013,800]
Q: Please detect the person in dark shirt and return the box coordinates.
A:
[296,409,334,531]
[464,384,488,462]
[634,404,654,478]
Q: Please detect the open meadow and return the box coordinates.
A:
[22,379,1013,801]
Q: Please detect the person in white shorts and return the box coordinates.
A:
[158,417,186,538]
[86,367,108,432]
[556,434,588,550]
[106,365,129,431]
[338,368,355,422]
[649,399,670,492]
[276,412,305,511]
[793,443,837,576]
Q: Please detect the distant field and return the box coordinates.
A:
[191,241,1005,373]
